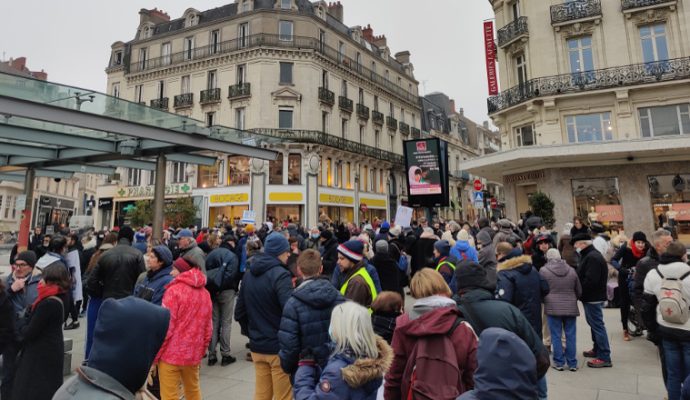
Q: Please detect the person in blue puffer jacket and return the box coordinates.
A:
[293,302,392,400]
[450,230,479,264]
[133,245,174,306]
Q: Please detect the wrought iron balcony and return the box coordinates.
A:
[372,110,384,126]
[150,97,168,110]
[318,87,335,106]
[497,16,529,48]
[411,127,421,138]
[338,96,353,113]
[622,0,677,10]
[399,122,410,135]
[248,128,404,166]
[551,0,602,25]
[487,56,690,114]
[356,103,370,120]
[228,83,251,99]
[173,93,193,108]
[200,88,221,104]
[387,116,398,131]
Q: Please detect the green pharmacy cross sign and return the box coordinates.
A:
[117,183,193,198]
[123,204,137,213]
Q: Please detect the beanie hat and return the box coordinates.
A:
[632,231,647,243]
[337,240,364,263]
[434,240,451,257]
[379,221,390,234]
[458,229,470,241]
[134,232,146,243]
[173,257,193,273]
[498,219,512,229]
[546,248,561,260]
[320,230,333,240]
[590,222,605,234]
[570,232,592,245]
[264,232,290,257]
[375,240,389,254]
[245,223,255,234]
[455,261,493,291]
[152,245,173,267]
[118,225,135,243]
[15,251,37,268]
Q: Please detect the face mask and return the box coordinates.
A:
[311,234,320,239]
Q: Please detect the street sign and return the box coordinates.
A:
[241,210,256,224]
[473,179,483,191]
[15,195,26,211]
[473,191,484,209]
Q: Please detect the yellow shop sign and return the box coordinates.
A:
[319,193,354,206]
[359,198,387,209]
[209,193,249,204]
[268,192,303,202]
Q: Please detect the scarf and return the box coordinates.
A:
[630,240,645,259]
[32,281,63,311]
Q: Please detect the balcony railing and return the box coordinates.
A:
[551,0,602,25]
[487,56,690,114]
[399,122,410,135]
[372,110,384,125]
[387,116,398,131]
[150,97,168,110]
[411,127,421,138]
[173,93,193,108]
[318,87,335,106]
[338,96,353,113]
[356,103,370,120]
[127,33,419,106]
[622,0,676,10]
[248,128,404,165]
[228,82,251,99]
[498,16,529,48]
[200,88,221,104]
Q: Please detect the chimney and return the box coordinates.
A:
[459,107,464,117]
[32,70,48,81]
[362,24,374,42]
[327,1,343,23]
[11,57,27,72]
[394,51,410,64]
[372,34,387,48]
[139,8,170,25]
[449,99,456,114]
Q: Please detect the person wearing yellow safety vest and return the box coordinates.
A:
[336,240,379,308]
[434,240,459,294]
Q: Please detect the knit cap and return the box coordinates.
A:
[337,240,364,263]
[264,232,290,257]
[375,240,389,254]
[546,248,561,260]
[172,257,192,273]
[434,240,451,257]
[152,245,173,266]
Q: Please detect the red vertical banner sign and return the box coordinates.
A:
[483,21,498,96]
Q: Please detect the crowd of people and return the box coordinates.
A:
[0,213,689,400]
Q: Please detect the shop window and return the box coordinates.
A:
[198,161,220,188]
[288,154,301,185]
[648,174,690,239]
[269,153,284,185]
[228,156,250,185]
[571,178,623,232]
[566,112,612,143]
[639,104,690,137]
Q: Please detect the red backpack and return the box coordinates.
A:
[403,317,464,400]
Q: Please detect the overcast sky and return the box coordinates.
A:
[0,0,494,124]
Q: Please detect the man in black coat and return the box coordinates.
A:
[86,226,145,300]
[572,233,612,368]
[318,230,339,277]
[371,240,403,298]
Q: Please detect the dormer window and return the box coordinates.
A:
[239,0,253,13]
[183,9,200,27]
[280,0,291,10]
[113,51,123,66]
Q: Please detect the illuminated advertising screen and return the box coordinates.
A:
[403,138,449,208]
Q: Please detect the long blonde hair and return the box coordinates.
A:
[330,302,379,360]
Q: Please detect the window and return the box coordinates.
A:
[566,112,612,143]
[281,0,291,9]
[111,83,120,98]
[148,171,156,186]
[181,75,190,93]
[157,80,165,99]
[515,54,528,87]
[322,111,328,132]
[374,95,379,111]
[279,108,293,129]
[241,0,252,12]
[639,104,690,137]
[375,129,380,148]
[319,30,326,52]
[288,154,301,184]
[341,119,347,138]
[515,124,535,147]
[139,48,148,70]
[184,37,194,60]
[356,52,362,71]
[385,70,390,83]
[572,178,623,231]
[279,21,293,41]
[338,42,345,63]
[237,64,246,84]
[401,108,406,123]
[568,36,594,72]
[335,162,341,188]
[341,80,347,97]
[208,70,217,89]
[269,153,284,185]
[389,102,395,118]
[4,196,12,219]
[280,62,293,84]
[512,0,520,20]
[322,70,328,88]
[238,23,249,48]
[358,88,364,104]
[363,166,369,192]
[640,24,668,63]
[128,168,142,186]
[206,112,215,127]
[210,30,220,54]
[135,85,143,103]
[359,125,364,143]
[113,51,123,66]
[198,161,220,188]
[172,162,188,183]
[228,156,250,185]
[326,158,333,186]
[345,162,352,189]
[161,42,171,65]
[236,108,246,130]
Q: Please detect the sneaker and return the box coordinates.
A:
[552,365,564,371]
[587,359,612,368]
[582,349,596,358]
[64,321,80,330]
[208,354,218,366]
[569,366,578,372]
[631,329,644,337]
[221,355,237,366]
[623,331,631,341]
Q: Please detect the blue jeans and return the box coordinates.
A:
[547,316,577,368]
[583,302,611,362]
[663,339,690,400]
[537,376,547,399]
[85,296,104,361]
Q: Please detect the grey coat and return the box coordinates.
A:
[52,366,135,400]
[477,231,498,287]
[179,242,206,274]
[539,259,582,317]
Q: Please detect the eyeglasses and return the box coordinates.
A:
[13,262,29,268]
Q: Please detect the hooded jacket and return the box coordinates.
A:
[492,228,521,247]
[278,278,346,374]
[156,268,212,366]
[384,298,477,400]
[86,238,146,299]
[540,259,582,317]
[205,244,240,293]
[457,328,538,400]
[294,337,393,400]
[644,255,690,340]
[495,252,549,336]
[52,297,170,400]
[132,265,174,306]
[235,252,294,354]
[476,231,497,287]
[450,240,479,264]
[371,251,402,296]
[577,244,608,303]
[411,237,437,275]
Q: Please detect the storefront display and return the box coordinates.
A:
[572,178,623,231]
[648,174,690,242]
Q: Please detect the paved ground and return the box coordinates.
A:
[0,251,666,399]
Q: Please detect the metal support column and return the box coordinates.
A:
[152,153,167,242]
[17,168,35,252]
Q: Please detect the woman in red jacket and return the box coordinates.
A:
[155,257,212,400]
